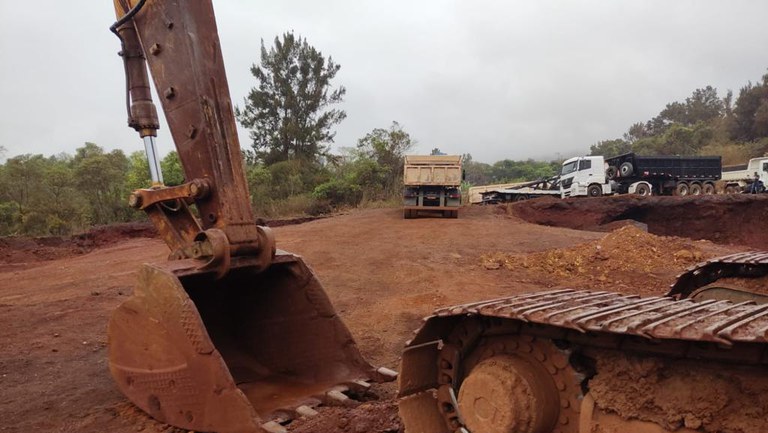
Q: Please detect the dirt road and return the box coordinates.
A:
[0,204,746,433]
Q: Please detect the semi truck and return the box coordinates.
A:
[479,153,722,202]
[403,155,462,218]
[722,156,768,193]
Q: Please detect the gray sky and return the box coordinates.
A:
[1,1,767,164]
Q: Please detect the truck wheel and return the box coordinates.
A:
[619,162,634,177]
[689,183,702,195]
[587,184,603,197]
[513,194,529,202]
[606,166,618,180]
[703,183,716,195]
[674,182,689,196]
[634,183,651,196]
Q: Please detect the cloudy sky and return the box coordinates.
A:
[1,1,767,164]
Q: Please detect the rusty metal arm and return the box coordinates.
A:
[112,0,274,275]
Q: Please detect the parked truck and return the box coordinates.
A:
[601,152,721,196]
[478,153,722,202]
[722,156,768,193]
[479,176,561,203]
[403,155,462,218]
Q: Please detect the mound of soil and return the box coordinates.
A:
[481,225,723,295]
[0,222,157,265]
[0,216,328,266]
[509,194,768,250]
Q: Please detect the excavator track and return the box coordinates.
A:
[399,289,768,433]
[669,251,768,303]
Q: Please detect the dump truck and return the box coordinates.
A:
[403,155,462,218]
[106,2,394,432]
[481,153,722,202]
[602,152,722,196]
[722,156,768,193]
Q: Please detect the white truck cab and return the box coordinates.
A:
[722,157,768,193]
[559,156,612,198]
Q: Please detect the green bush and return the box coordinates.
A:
[312,178,362,207]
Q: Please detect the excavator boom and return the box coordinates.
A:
[106,2,394,432]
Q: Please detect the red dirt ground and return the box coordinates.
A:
[0,203,751,433]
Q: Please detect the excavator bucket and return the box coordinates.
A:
[108,252,390,433]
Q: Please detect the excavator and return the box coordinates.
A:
[106,1,395,432]
[398,253,768,433]
[108,2,768,433]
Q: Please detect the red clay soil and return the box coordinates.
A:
[0,205,751,433]
[0,216,324,270]
[509,194,768,250]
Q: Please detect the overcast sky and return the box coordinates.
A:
[1,1,767,164]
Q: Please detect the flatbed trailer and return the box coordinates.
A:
[479,176,561,203]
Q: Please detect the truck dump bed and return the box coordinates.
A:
[606,153,721,180]
[403,155,462,186]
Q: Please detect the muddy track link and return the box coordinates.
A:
[670,251,768,301]
[399,289,768,433]
[433,288,768,347]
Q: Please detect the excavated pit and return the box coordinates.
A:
[509,194,768,250]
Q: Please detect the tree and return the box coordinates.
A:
[645,86,724,135]
[730,74,768,141]
[0,154,47,232]
[72,143,131,225]
[430,148,444,155]
[356,121,415,196]
[161,151,184,186]
[236,32,346,165]
[590,139,631,157]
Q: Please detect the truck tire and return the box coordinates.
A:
[606,166,618,180]
[703,182,716,195]
[619,162,634,177]
[634,183,651,196]
[725,185,738,194]
[689,182,702,195]
[674,182,689,196]
[587,184,603,197]
[513,194,529,202]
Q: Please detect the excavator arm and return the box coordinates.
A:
[106,2,394,432]
[112,0,272,275]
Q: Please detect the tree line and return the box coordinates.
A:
[4,30,766,237]
[589,73,768,165]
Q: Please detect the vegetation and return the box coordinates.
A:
[3,30,766,237]
[235,32,346,165]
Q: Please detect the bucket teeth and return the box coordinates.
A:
[261,420,288,433]
[326,387,353,405]
[346,379,372,392]
[295,405,319,417]
[376,366,399,380]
